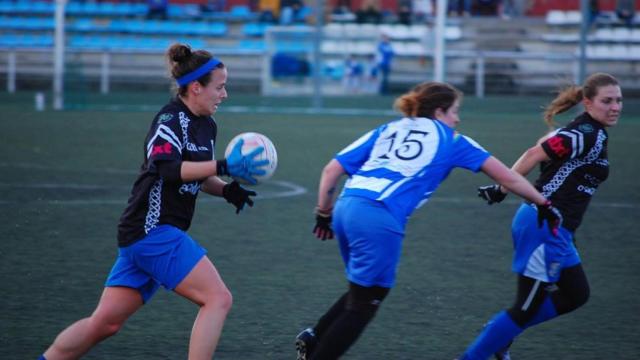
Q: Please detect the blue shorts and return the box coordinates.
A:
[333,196,404,288]
[105,225,207,303]
[511,203,580,283]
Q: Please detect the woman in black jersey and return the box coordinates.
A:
[40,44,267,360]
[459,73,623,360]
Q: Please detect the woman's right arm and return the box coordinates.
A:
[313,159,346,240]
[480,156,548,206]
[180,160,220,183]
[317,159,347,212]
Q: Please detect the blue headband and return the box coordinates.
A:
[176,58,222,87]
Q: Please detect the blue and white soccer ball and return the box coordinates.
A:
[224,132,278,184]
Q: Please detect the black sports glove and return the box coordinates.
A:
[477,184,507,205]
[537,200,562,236]
[313,207,334,241]
[222,181,256,214]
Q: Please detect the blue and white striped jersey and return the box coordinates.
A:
[335,117,490,225]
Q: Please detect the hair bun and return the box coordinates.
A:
[168,43,192,64]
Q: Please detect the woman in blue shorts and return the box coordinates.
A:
[460,73,623,360]
[39,43,266,360]
[295,81,562,359]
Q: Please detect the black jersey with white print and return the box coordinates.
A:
[117,97,218,247]
[536,112,609,232]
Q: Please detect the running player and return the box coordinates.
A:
[295,81,562,360]
[460,73,622,360]
[39,43,267,360]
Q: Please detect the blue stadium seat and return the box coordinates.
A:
[31,1,54,14]
[238,39,266,52]
[228,5,256,21]
[0,2,14,14]
[242,23,270,37]
[0,34,21,47]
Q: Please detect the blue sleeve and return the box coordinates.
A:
[334,127,381,175]
[451,134,491,172]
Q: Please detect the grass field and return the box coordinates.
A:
[1,91,639,359]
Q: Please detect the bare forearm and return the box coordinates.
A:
[317,159,346,211]
[201,175,227,196]
[481,156,547,206]
[180,160,220,183]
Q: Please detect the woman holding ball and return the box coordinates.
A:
[39,43,266,360]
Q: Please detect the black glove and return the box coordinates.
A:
[222,181,256,214]
[537,201,562,236]
[313,207,334,241]
[477,184,507,205]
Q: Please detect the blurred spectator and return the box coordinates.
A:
[397,0,413,24]
[280,0,303,24]
[475,0,498,16]
[589,0,600,26]
[343,55,364,93]
[412,0,433,21]
[448,0,471,17]
[364,54,379,94]
[332,0,356,22]
[616,0,635,27]
[147,0,168,19]
[259,0,280,23]
[498,0,516,19]
[201,0,226,13]
[356,0,383,24]
[376,33,394,94]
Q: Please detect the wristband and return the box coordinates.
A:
[216,159,228,176]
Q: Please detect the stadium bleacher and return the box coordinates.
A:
[1,0,639,94]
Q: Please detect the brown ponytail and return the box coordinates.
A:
[394,82,462,119]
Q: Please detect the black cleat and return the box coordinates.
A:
[295,327,317,360]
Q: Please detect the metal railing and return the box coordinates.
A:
[2,47,639,98]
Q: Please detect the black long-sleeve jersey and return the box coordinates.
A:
[536,112,609,232]
[117,97,218,247]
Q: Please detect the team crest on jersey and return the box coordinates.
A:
[158,113,173,123]
[578,123,594,133]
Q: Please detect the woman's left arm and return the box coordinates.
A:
[201,176,227,196]
[510,144,551,178]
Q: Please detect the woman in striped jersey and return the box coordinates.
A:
[295,81,562,360]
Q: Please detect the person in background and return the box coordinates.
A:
[376,33,394,95]
[397,0,413,24]
[38,43,267,360]
[343,55,364,93]
[616,0,636,27]
[448,0,471,17]
[459,73,622,360]
[295,81,562,360]
[147,0,168,20]
[356,0,383,23]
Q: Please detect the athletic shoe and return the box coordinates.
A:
[295,327,317,360]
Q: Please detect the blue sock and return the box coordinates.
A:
[524,296,558,328]
[463,311,523,360]
[38,356,47,360]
